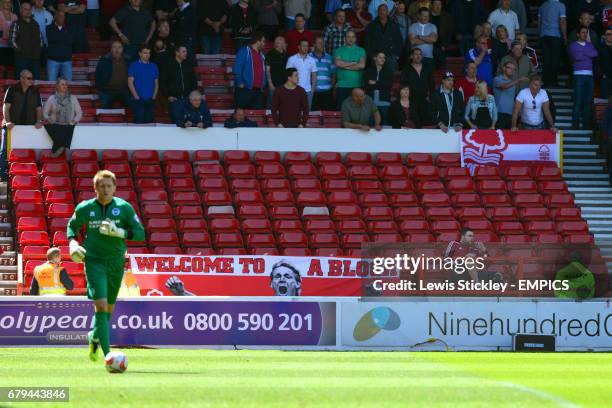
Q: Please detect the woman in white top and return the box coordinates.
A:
[43,78,83,157]
[465,80,498,129]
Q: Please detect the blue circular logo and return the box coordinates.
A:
[112,208,120,216]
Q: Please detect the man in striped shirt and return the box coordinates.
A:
[310,36,336,111]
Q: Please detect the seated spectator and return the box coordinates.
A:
[364,4,402,71]
[95,41,130,108]
[46,11,74,81]
[32,0,53,47]
[511,75,556,131]
[430,0,453,69]
[0,0,17,67]
[230,0,256,51]
[431,72,464,133]
[334,30,366,110]
[175,90,212,128]
[286,13,315,56]
[272,68,309,128]
[341,87,382,131]
[153,0,176,21]
[233,32,267,109]
[400,48,433,125]
[409,7,437,66]
[224,107,258,128]
[554,252,595,299]
[10,2,43,79]
[310,36,336,111]
[323,8,351,55]
[266,36,287,105]
[455,61,479,103]
[197,0,228,55]
[286,38,318,109]
[369,0,395,18]
[444,227,487,283]
[160,45,196,122]
[465,80,497,129]
[284,0,311,30]
[127,44,159,124]
[491,24,511,72]
[171,0,197,63]
[346,0,372,45]
[517,33,538,70]
[59,0,88,53]
[29,247,73,296]
[254,0,281,42]
[497,40,535,91]
[388,86,422,129]
[110,0,156,61]
[465,35,493,88]
[364,51,392,124]
[391,0,409,45]
[487,0,519,41]
[42,77,82,157]
[600,28,612,100]
[494,60,523,129]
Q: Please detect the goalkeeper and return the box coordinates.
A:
[67,170,145,361]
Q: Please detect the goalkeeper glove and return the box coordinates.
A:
[69,240,87,262]
[99,219,127,238]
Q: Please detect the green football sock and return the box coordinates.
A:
[95,312,110,356]
[106,312,113,344]
[90,313,99,341]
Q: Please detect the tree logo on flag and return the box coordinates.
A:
[461,130,508,174]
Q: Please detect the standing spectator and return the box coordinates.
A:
[399,48,433,126]
[491,24,511,72]
[388,86,421,128]
[224,107,258,128]
[391,0,409,45]
[324,0,352,23]
[10,2,43,79]
[175,90,212,128]
[569,26,598,129]
[455,61,479,103]
[430,0,453,69]
[488,0,519,41]
[408,8,437,67]
[230,0,257,51]
[99,0,123,40]
[255,0,281,42]
[151,19,175,52]
[364,4,402,71]
[465,80,497,129]
[431,72,465,133]
[494,60,522,128]
[151,36,172,68]
[272,68,309,128]
[599,27,612,99]
[568,11,597,44]
[0,0,17,66]
[310,36,335,111]
[286,38,317,109]
[266,36,288,104]
[334,30,366,110]
[452,0,486,55]
[32,0,52,46]
[341,87,382,131]
[538,0,567,88]
[42,77,82,156]
[465,35,493,88]
[497,40,535,91]
[110,0,156,61]
[517,32,538,69]
[233,32,267,109]
[160,45,196,122]
[364,52,392,124]
[322,8,351,55]
[86,0,99,28]
[95,41,130,108]
[286,13,315,56]
[59,0,88,53]
[153,0,176,21]
[345,0,372,46]
[407,0,430,21]
[577,0,602,23]
[511,75,557,131]
[283,0,311,30]
[368,0,395,18]
[1,70,43,179]
[46,11,74,81]
[172,0,197,63]
[197,0,228,55]
[127,44,159,124]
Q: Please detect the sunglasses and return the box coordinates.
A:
[532,99,537,110]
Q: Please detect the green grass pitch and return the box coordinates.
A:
[0,348,611,407]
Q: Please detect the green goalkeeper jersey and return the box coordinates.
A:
[67,197,145,260]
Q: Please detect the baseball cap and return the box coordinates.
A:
[443,72,454,79]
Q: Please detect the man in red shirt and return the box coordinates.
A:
[455,61,479,103]
[285,13,315,56]
[272,68,309,128]
[233,32,267,109]
[444,228,487,282]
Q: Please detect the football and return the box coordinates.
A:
[104,351,128,374]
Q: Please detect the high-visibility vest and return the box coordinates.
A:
[118,269,141,298]
[33,262,66,296]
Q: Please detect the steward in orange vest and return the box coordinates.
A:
[30,248,74,296]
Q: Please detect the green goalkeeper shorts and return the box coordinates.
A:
[84,256,126,304]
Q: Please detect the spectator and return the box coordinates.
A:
[407,0,430,21]
[452,0,486,55]
[110,0,156,61]
[153,0,176,21]
[497,40,535,91]
[197,0,228,55]
[42,77,82,156]
[254,0,281,42]
[46,11,74,81]
[272,67,309,128]
[465,80,497,129]
[95,41,130,108]
[334,30,366,110]
[286,13,314,56]
[29,248,73,296]
[0,0,17,66]
[444,228,487,282]
[10,2,43,79]
[160,45,196,122]
[455,61,479,103]
[175,90,212,128]
[230,0,257,51]
[172,0,197,63]
[127,44,159,124]
[409,8,437,67]
[233,32,267,109]
[507,0,527,33]
[341,87,382,131]
[430,0,453,69]
[603,1,611,30]
[346,0,372,45]
[431,72,464,133]
[391,0,409,45]
[31,0,52,46]
[59,0,88,53]
[481,22,493,49]
[266,36,288,103]
[388,85,421,128]
[488,0,519,41]
[577,0,601,23]
[554,252,595,299]
[224,107,258,128]
[364,51,392,124]
[465,35,493,88]
[569,26,598,129]
[1,69,43,180]
[511,75,557,131]
[99,0,123,40]
[400,48,434,126]
[151,37,171,69]
[494,60,523,128]
[284,0,311,30]
[86,0,99,29]
[517,32,538,69]
[368,0,395,18]
[324,0,352,23]
[600,27,612,99]
[152,19,175,52]
[323,8,351,55]
[538,0,567,88]
[364,4,402,71]
[310,35,336,111]
[568,11,597,44]
[491,24,511,72]
[286,38,317,109]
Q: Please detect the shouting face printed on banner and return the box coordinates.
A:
[270,261,302,296]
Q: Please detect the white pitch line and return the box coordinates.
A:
[497,381,581,408]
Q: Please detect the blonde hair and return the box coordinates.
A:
[47,247,61,261]
[93,170,117,187]
[475,81,489,99]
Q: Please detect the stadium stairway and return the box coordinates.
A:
[0,181,17,295]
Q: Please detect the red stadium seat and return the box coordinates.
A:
[503,166,532,180]
[101,149,129,163]
[534,233,563,243]
[9,149,36,163]
[399,219,429,234]
[363,206,394,220]
[296,191,326,207]
[193,150,220,163]
[146,218,177,233]
[431,220,460,233]
[278,232,308,248]
[375,152,403,166]
[482,194,512,207]
[446,179,476,194]
[389,193,418,207]
[421,193,451,207]
[305,219,336,233]
[71,162,99,178]
[131,150,160,164]
[336,220,367,233]
[314,248,343,257]
[341,233,370,248]
[15,202,45,218]
[519,207,552,221]
[412,165,439,180]
[242,218,272,234]
[181,232,211,247]
[315,152,342,165]
[53,231,69,246]
[379,164,409,180]
[436,231,460,242]
[416,180,445,194]
[291,178,321,192]
[14,189,42,204]
[22,246,50,260]
[494,221,524,235]
[163,150,190,163]
[456,207,487,221]
[203,191,233,206]
[435,153,461,167]
[70,149,98,162]
[199,177,228,192]
[136,179,165,191]
[425,207,455,220]
[273,220,304,233]
[171,191,201,206]
[345,152,372,165]
[226,163,256,179]
[508,180,538,194]
[534,166,562,181]
[525,221,556,234]
[12,175,39,190]
[473,166,501,180]
[359,193,388,207]
[224,150,251,164]
[372,234,402,244]
[328,191,357,206]
[19,231,50,246]
[151,246,183,254]
[254,151,281,164]
[257,163,286,179]
[167,178,196,192]
[556,221,589,235]
[538,181,568,194]
[249,247,280,255]
[8,162,37,177]
[551,208,582,221]
[488,207,520,221]
[310,233,340,248]
[246,234,276,248]
[383,179,414,193]
[284,151,312,165]
[178,219,208,231]
[104,163,132,178]
[406,153,433,166]
[238,204,268,219]
[140,190,169,203]
[513,194,544,207]
[164,163,193,178]
[48,218,69,233]
[235,191,264,206]
[174,206,204,219]
[478,179,507,194]
[39,149,67,163]
[406,233,435,243]
[266,191,295,206]
[142,203,173,219]
[544,193,575,208]
[288,163,317,179]
[269,206,299,220]
[452,193,481,207]
[353,180,383,194]
[368,220,399,234]
[47,203,75,218]
[323,179,353,192]
[319,163,347,179]
[213,232,244,248]
[440,167,470,179]
[331,205,362,220]
[500,234,531,244]
[282,248,311,256]
[230,179,259,193]
[348,164,378,180]
[134,164,163,178]
[195,163,225,178]
[41,162,69,178]
[17,217,47,232]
